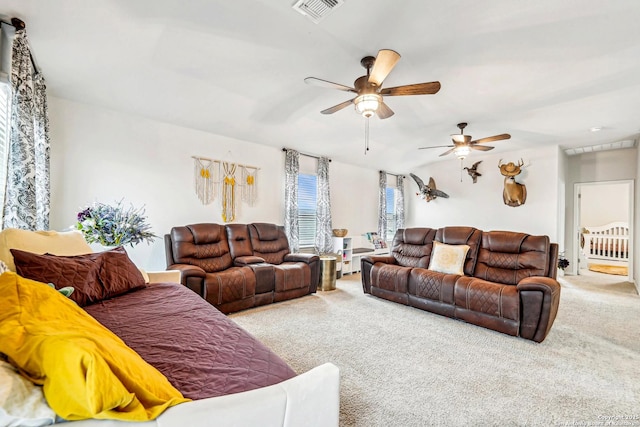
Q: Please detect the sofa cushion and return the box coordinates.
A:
[252,223,280,241]
[428,242,469,275]
[391,228,436,268]
[371,263,411,293]
[474,231,550,285]
[408,268,457,304]
[434,227,482,276]
[226,224,253,259]
[248,224,290,265]
[454,276,520,322]
[274,263,310,292]
[170,225,233,273]
[203,267,256,305]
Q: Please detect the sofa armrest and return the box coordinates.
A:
[361,255,395,265]
[146,269,181,284]
[284,253,319,264]
[168,263,207,279]
[234,256,266,266]
[360,256,397,294]
[167,264,207,297]
[517,277,561,342]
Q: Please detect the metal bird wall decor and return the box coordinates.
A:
[463,161,482,184]
[409,173,449,202]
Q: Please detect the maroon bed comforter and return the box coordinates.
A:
[84,283,296,400]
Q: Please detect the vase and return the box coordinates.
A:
[89,243,119,253]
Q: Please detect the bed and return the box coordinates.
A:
[581,221,630,262]
[0,228,340,427]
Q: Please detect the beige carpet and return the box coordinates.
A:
[230,273,640,426]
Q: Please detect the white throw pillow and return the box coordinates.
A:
[0,359,56,427]
[428,241,470,275]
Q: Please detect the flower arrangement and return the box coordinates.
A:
[558,252,570,270]
[76,200,157,247]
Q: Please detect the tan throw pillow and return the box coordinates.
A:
[428,242,470,275]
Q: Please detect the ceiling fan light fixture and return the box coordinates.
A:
[454,145,470,159]
[354,94,381,118]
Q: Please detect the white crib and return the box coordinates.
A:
[581,221,630,262]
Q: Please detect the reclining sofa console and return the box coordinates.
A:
[361,226,560,342]
[165,222,320,314]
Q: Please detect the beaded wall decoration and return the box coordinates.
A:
[192,155,260,222]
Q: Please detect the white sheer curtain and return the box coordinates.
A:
[378,171,387,242]
[283,149,300,252]
[1,22,50,230]
[314,157,333,254]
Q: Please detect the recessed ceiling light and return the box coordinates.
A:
[589,126,603,132]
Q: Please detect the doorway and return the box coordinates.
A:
[573,180,634,283]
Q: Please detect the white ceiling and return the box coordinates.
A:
[3,0,640,172]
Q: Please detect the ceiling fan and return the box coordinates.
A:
[418,123,511,159]
[304,49,441,120]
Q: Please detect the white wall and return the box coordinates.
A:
[406,145,561,240]
[48,97,380,270]
[580,183,630,227]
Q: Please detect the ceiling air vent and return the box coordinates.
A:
[564,139,637,156]
[292,0,344,24]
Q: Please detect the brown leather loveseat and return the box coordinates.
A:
[361,226,560,342]
[165,222,320,314]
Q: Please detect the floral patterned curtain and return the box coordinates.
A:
[2,27,50,230]
[378,171,387,242]
[283,149,299,252]
[315,156,332,254]
[395,175,405,232]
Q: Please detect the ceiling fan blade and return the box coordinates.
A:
[368,49,401,87]
[304,77,356,93]
[320,99,354,115]
[376,101,395,119]
[380,81,441,96]
[418,145,454,150]
[439,148,456,157]
[470,145,494,151]
[471,133,511,144]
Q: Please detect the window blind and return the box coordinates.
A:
[298,173,317,248]
[386,187,396,239]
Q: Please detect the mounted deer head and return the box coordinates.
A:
[498,159,526,207]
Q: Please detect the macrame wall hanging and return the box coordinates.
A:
[192,155,260,222]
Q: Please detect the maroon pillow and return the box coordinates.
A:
[10,247,147,306]
[11,248,104,307]
[97,246,146,298]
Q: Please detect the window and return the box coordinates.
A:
[298,173,317,248]
[0,82,10,223]
[386,186,396,239]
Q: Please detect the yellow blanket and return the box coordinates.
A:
[0,272,189,421]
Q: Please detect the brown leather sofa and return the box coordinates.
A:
[361,226,560,342]
[165,222,320,314]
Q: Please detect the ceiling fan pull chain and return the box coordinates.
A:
[364,117,370,154]
[460,158,463,182]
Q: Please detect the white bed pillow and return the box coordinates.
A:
[428,242,470,275]
[0,359,56,427]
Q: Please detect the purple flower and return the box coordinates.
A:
[77,208,92,222]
